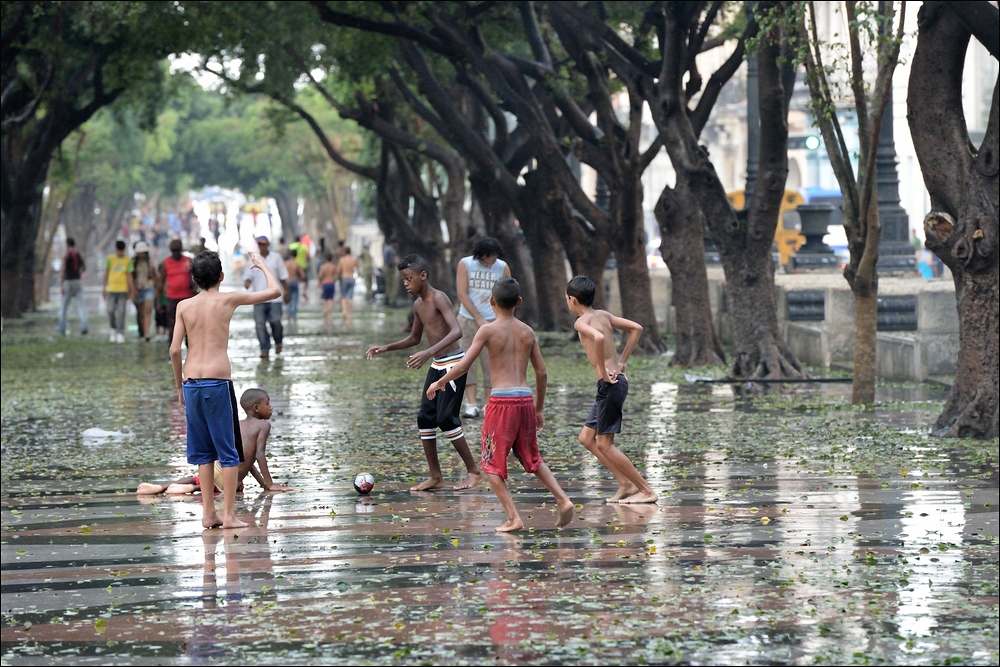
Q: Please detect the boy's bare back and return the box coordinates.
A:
[477,317,542,389]
[575,310,621,378]
[176,292,240,380]
[317,261,336,284]
[338,254,358,279]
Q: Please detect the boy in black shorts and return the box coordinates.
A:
[566,275,657,504]
[366,255,483,491]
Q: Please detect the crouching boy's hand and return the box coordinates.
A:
[264,482,291,492]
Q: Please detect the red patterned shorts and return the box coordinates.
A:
[480,395,542,480]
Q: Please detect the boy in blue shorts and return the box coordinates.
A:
[171,250,281,529]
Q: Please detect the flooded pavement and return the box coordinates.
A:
[2,302,997,665]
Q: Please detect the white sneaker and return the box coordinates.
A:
[461,405,481,419]
[116,332,125,344]
[109,332,117,343]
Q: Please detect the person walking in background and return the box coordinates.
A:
[456,236,510,419]
[358,245,375,303]
[284,251,303,323]
[103,240,134,344]
[382,239,401,307]
[337,246,359,326]
[288,236,310,304]
[243,236,289,359]
[157,238,196,346]
[56,237,88,336]
[130,241,157,341]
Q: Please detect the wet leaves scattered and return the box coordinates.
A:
[1,305,997,665]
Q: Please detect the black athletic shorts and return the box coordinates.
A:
[584,374,629,435]
[417,350,468,441]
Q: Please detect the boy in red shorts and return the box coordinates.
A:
[427,277,574,532]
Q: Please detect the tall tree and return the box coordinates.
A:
[797,1,906,404]
[549,1,745,365]
[1,1,189,316]
[627,1,803,378]
[907,1,998,438]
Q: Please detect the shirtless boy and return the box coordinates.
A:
[171,250,281,529]
[317,252,337,322]
[237,388,291,493]
[366,254,483,491]
[565,275,657,504]
[337,247,359,325]
[428,277,573,532]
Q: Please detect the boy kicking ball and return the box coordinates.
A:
[366,254,483,492]
[566,275,657,504]
[171,250,282,529]
[428,278,574,532]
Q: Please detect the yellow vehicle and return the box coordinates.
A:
[726,189,805,266]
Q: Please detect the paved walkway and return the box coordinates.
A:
[2,302,997,664]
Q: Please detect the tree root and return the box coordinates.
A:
[727,335,805,381]
[934,387,1000,439]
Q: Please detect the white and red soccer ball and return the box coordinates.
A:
[353,472,375,495]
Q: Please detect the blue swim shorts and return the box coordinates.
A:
[322,282,336,300]
[183,379,244,468]
[340,277,356,300]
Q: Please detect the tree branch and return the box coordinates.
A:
[289,102,378,181]
[946,1,999,60]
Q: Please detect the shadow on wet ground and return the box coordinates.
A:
[2,300,997,665]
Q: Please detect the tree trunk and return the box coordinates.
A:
[469,174,539,326]
[273,189,299,240]
[907,2,999,438]
[655,184,726,366]
[521,167,574,331]
[613,174,665,352]
[852,292,878,404]
[0,190,44,317]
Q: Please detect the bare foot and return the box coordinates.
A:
[410,477,445,492]
[495,518,524,533]
[453,471,483,490]
[136,482,166,495]
[606,483,638,503]
[556,501,574,528]
[275,344,282,355]
[222,515,249,529]
[619,490,659,504]
[202,512,223,528]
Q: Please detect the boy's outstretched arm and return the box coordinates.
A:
[367,311,423,359]
[228,252,282,305]
[609,314,643,370]
[529,337,547,431]
[407,291,463,369]
[427,327,487,399]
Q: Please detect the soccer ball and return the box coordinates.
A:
[353,472,375,495]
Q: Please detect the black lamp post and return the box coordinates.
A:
[875,89,917,272]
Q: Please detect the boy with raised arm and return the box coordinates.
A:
[565,275,657,504]
[366,254,483,492]
[428,277,574,532]
[171,250,281,529]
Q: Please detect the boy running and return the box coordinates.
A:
[317,252,337,322]
[427,277,574,532]
[171,250,281,529]
[366,254,483,491]
[565,275,657,504]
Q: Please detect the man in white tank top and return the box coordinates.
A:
[456,236,511,418]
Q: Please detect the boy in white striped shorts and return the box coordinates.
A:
[366,254,484,491]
